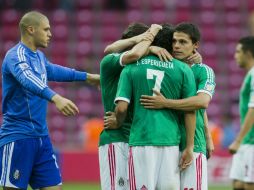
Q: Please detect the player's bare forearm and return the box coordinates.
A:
[184,111,196,149]
[115,101,128,128]
[121,24,162,65]
[165,93,211,111]
[204,111,214,158]
[229,108,254,154]
[141,91,211,111]
[121,40,152,64]
[104,37,138,54]
[236,108,254,142]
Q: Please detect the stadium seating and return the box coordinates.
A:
[0,1,250,148]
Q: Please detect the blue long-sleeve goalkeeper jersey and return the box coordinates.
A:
[0,42,87,147]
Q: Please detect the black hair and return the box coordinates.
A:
[239,36,254,57]
[121,22,149,39]
[152,24,175,53]
[174,22,201,43]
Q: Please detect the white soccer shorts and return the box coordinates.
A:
[180,152,207,190]
[129,146,180,190]
[99,142,129,190]
[230,144,254,183]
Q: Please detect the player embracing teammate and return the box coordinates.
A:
[100,22,215,190]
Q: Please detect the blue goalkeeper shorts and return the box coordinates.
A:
[0,136,62,189]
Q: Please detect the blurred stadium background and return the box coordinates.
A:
[1,0,254,189]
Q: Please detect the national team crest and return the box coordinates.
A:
[204,81,215,92]
[13,169,20,180]
[118,177,125,187]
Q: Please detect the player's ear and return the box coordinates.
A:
[194,41,199,50]
[26,25,35,35]
[246,50,253,59]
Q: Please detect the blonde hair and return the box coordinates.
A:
[19,11,47,35]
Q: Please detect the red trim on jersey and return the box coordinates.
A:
[108,144,116,190]
[196,153,203,190]
[129,147,136,190]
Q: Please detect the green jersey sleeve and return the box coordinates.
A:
[182,65,196,98]
[248,69,254,107]
[195,64,216,98]
[100,53,125,77]
[115,66,132,104]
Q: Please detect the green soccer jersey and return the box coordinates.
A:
[115,55,196,146]
[99,53,132,146]
[240,67,254,144]
[179,63,216,155]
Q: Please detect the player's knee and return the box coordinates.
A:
[244,182,254,190]
[233,180,244,189]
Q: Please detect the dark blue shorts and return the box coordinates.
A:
[0,136,62,189]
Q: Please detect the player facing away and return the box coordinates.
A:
[140,22,216,190]
[0,11,99,190]
[114,25,196,190]
[99,23,162,190]
[229,36,254,190]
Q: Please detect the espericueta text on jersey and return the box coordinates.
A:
[137,58,174,69]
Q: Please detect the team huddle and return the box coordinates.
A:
[1,10,254,190]
[99,23,215,190]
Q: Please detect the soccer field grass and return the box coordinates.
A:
[1,183,231,189]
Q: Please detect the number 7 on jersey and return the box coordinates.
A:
[146,69,165,96]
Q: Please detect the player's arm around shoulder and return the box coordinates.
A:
[104,33,144,54]
[121,24,162,65]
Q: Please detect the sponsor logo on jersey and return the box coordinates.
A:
[204,81,215,92]
[13,169,20,180]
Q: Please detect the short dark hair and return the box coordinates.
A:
[121,22,149,39]
[152,24,175,53]
[239,36,254,57]
[174,22,201,43]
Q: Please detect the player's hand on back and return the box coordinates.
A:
[179,147,193,171]
[140,89,167,109]
[104,111,119,129]
[149,46,173,62]
[228,140,241,154]
[51,94,79,116]
[186,50,202,64]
